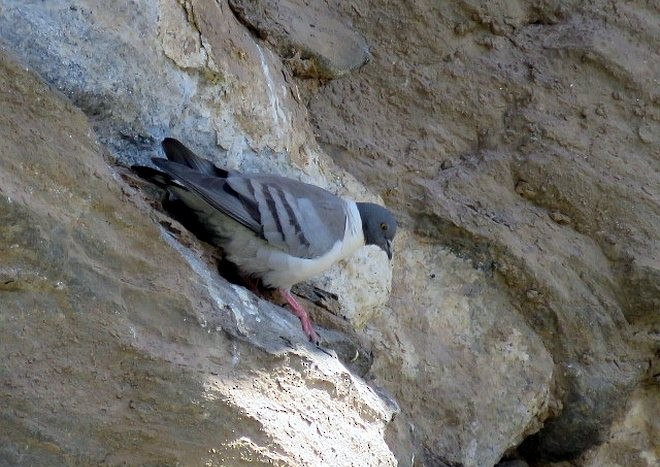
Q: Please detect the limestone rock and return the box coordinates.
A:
[307,0,658,464]
[0,0,308,161]
[0,0,392,343]
[581,383,659,467]
[228,0,370,79]
[0,52,396,466]
[1,0,657,465]
[363,232,555,466]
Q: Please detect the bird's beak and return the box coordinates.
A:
[385,239,393,261]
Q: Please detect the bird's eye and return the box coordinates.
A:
[380,222,388,231]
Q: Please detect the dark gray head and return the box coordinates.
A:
[356,202,397,260]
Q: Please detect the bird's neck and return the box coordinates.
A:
[355,202,374,246]
[348,201,367,246]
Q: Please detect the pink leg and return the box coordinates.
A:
[280,289,319,344]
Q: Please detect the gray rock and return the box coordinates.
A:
[228,0,370,79]
[306,0,658,464]
[0,0,308,165]
[1,0,657,465]
[0,52,397,466]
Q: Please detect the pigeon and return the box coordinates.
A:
[133,138,397,344]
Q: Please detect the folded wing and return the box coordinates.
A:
[152,159,347,259]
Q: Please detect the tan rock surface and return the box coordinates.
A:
[0,0,657,465]
[581,383,659,467]
[307,0,658,463]
[0,53,396,466]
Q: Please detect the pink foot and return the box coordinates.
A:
[280,289,319,344]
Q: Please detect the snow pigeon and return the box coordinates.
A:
[133,138,397,344]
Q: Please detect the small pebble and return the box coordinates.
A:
[515,180,536,199]
[637,126,654,144]
[527,289,540,301]
[490,22,506,36]
[549,211,572,225]
[454,22,469,35]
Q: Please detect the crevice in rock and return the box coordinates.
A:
[118,164,376,376]
[226,0,269,41]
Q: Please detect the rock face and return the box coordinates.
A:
[0,0,392,327]
[0,52,396,466]
[581,383,659,467]
[0,0,657,466]
[307,1,658,464]
[365,232,555,466]
[228,0,370,79]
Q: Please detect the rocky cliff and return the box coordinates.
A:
[0,1,657,466]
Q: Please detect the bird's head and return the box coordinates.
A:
[356,202,397,260]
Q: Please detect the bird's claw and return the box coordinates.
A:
[281,288,321,346]
[300,318,320,345]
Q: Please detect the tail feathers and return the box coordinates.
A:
[161,138,228,177]
[131,165,177,189]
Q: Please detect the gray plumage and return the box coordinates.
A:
[133,138,397,342]
[154,158,347,261]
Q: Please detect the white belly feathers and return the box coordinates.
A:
[227,200,365,288]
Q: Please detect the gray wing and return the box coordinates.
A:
[152,159,262,234]
[227,174,348,258]
[152,160,347,259]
